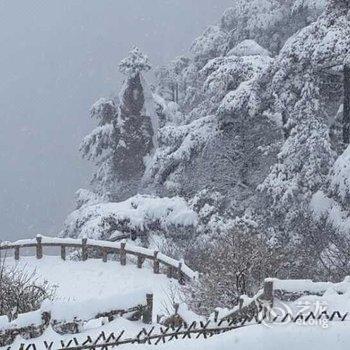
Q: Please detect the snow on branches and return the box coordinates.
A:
[61,194,198,242]
[119,47,151,77]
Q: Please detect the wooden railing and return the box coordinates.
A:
[16,310,350,350]
[216,277,350,323]
[0,235,197,283]
[216,280,273,323]
[265,277,350,302]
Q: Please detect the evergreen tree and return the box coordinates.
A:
[80,47,156,200]
[259,74,335,241]
[115,47,155,199]
[80,98,118,197]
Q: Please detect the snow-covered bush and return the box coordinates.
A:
[0,259,55,320]
[61,194,198,243]
[294,212,350,282]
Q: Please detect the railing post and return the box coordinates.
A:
[153,251,159,274]
[263,280,274,306]
[41,311,51,327]
[36,235,43,259]
[61,245,66,260]
[120,241,126,266]
[82,238,88,261]
[142,293,153,324]
[263,279,274,321]
[167,265,173,279]
[102,248,108,263]
[137,255,144,268]
[214,310,219,323]
[173,303,179,315]
[14,246,20,261]
[177,261,185,285]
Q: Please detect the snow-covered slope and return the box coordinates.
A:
[1,255,185,349]
[121,323,350,350]
[4,256,175,312]
[3,257,350,350]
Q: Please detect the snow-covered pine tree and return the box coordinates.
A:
[80,98,118,198]
[155,56,190,104]
[259,74,335,242]
[115,47,156,199]
[80,47,156,200]
[221,0,326,56]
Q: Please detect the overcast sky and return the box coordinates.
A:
[0,0,233,241]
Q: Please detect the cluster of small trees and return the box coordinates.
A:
[184,231,282,315]
[182,217,350,315]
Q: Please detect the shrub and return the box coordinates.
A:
[0,258,56,320]
[184,230,284,315]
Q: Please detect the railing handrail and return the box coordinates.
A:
[0,235,197,281]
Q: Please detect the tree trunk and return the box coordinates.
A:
[343,64,350,144]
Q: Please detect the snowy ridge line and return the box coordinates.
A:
[0,235,197,280]
[18,310,349,350]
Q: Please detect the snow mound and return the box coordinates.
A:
[227,40,271,57]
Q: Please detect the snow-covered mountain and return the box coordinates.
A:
[62,0,350,313]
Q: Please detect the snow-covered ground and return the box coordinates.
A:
[1,255,183,349]
[5,317,350,350]
[121,323,350,350]
[3,256,176,313]
[3,256,350,350]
